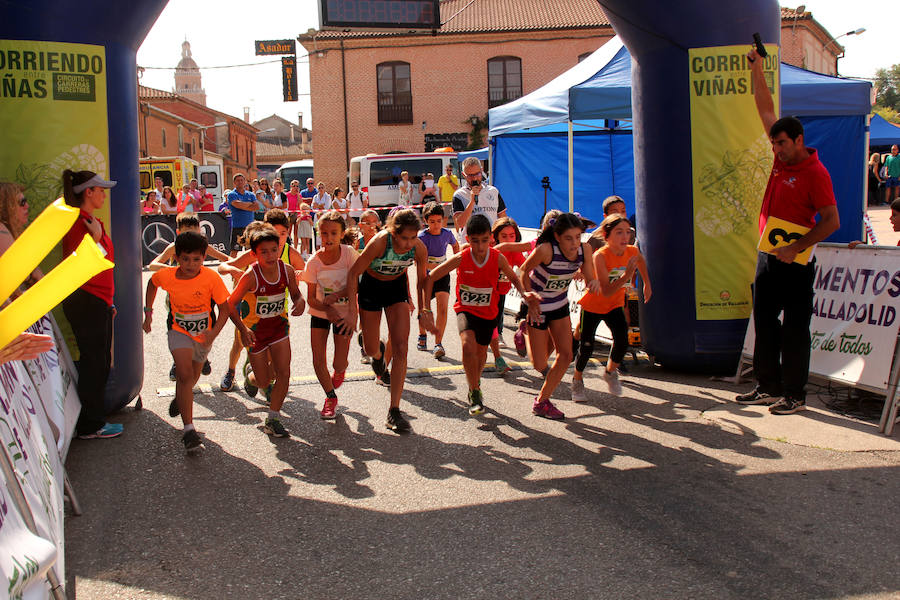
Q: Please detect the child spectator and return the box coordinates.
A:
[287,179,302,247]
[297,202,314,257]
[416,201,459,358]
[142,231,236,453]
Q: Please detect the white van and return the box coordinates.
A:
[275,159,314,187]
[349,151,458,208]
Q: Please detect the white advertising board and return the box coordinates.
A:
[742,243,900,392]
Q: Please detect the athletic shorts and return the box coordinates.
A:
[167,329,211,363]
[358,271,409,312]
[431,273,451,298]
[230,226,246,253]
[457,310,497,346]
[249,316,289,354]
[888,176,900,188]
[310,314,352,336]
[528,304,571,331]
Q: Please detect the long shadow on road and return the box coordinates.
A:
[64,386,900,600]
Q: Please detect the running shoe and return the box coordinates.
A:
[168,398,180,417]
[331,371,346,389]
[182,429,203,453]
[78,422,124,439]
[264,417,290,437]
[769,396,806,415]
[494,355,511,375]
[201,360,212,376]
[433,343,446,359]
[532,398,565,420]
[376,371,391,387]
[417,334,427,351]
[602,370,623,397]
[220,369,236,391]
[243,363,258,398]
[468,389,485,415]
[571,378,588,403]
[244,377,258,399]
[385,407,411,432]
[735,388,778,405]
[320,397,338,420]
[513,322,527,357]
[169,363,176,381]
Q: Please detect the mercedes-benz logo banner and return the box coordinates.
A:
[140,213,231,266]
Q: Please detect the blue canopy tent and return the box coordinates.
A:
[869,113,900,147]
[490,40,872,243]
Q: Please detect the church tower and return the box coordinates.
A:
[174,40,206,106]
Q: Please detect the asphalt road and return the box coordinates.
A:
[62,268,900,599]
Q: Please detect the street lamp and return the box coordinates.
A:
[824,27,865,75]
[197,121,227,164]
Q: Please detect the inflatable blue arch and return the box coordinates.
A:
[2,0,169,410]
[2,0,785,411]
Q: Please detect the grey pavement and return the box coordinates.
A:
[63,268,900,599]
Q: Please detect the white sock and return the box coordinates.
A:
[268,410,280,421]
[184,423,195,432]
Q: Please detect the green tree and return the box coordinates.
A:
[875,107,900,124]
[874,64,900,113]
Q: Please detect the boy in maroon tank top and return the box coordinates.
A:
[422,215,538,415]
[229,227,305,437]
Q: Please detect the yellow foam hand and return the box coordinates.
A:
[0,198,78,304]
[0,234,113,350]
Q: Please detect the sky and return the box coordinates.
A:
[136,0,893,129]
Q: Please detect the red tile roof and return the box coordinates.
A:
[306,0,611,39]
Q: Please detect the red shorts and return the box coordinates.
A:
[249,316,289,354]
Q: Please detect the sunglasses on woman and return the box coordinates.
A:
[18,196,28,207]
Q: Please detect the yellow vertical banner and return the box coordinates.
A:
[0,40,110,355]
[0,40,110,254]
[689,44,778,320]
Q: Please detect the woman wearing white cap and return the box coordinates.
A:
[61,169,123,440]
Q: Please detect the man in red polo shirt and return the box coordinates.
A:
[735,47,840,415]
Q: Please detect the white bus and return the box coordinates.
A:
[275,159,314,187]
[349,151,458,208]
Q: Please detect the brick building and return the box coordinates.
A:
[252,113,312,179]
[138,84,260,181]
[300,1,842,190]
[779,7,846,76]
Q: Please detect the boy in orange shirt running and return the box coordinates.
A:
[143,231,237,453]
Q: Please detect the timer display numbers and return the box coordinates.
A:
[320,0,441,31]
